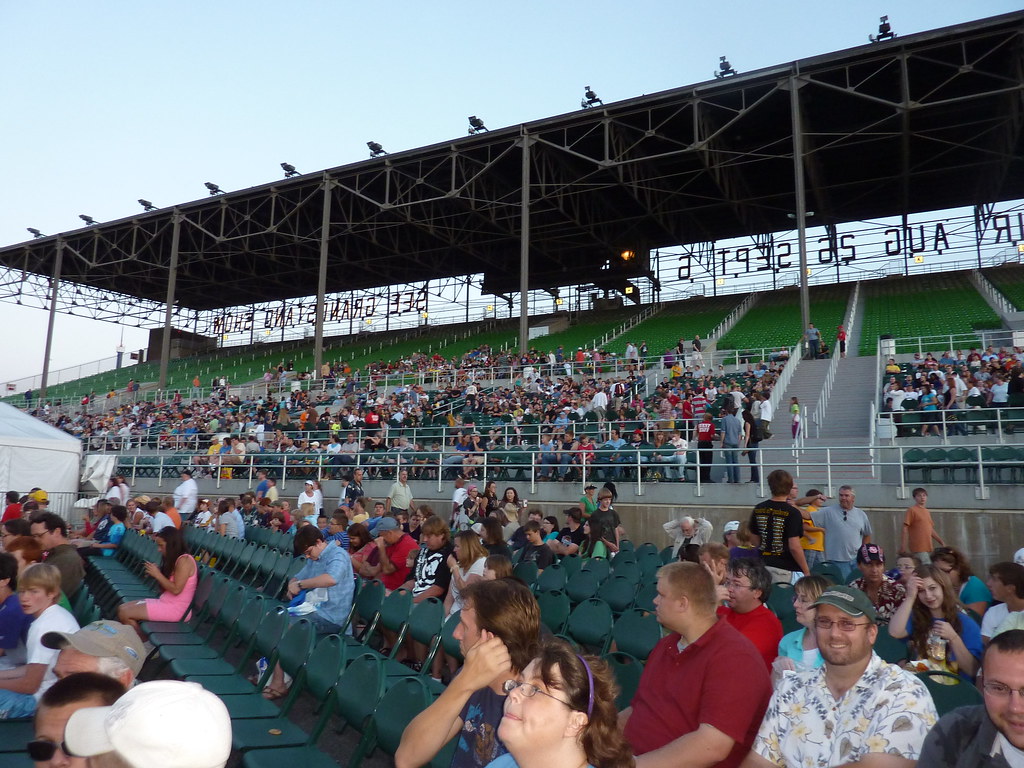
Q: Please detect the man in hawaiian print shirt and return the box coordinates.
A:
[741,586,937,768]
[848,544,906,624]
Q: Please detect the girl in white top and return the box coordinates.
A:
[297,480,323,514]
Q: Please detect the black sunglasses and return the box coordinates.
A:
[27,738,77,761]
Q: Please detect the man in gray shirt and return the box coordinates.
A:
[804,323,821,359]
[720,406,743,484]
[809,485,872,573]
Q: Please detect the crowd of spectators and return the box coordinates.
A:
[880,346,1024,435]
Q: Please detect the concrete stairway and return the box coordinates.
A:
[764,354,880,491]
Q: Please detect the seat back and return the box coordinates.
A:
[537,589,571,634]
[565,570,600,605]
[373,676,436,757]
[351,579,386,640]
[917,670,983,716]
[512,561,539,587]
[598,576,638,615]
[604,650,643,710]
[766,582,799,634]
[441,611,463,663]
[406,597,445,648]
[581,557,611,584]
[565,598,614,654]
[610,559,641,585]
[611,609,661,661]
[275,617,316,680]
[535,563,568,592]
[335,653,387,734]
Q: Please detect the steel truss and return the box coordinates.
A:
[0,11,1022,389]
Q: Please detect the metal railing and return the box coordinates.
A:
[874,407,1024,445]
[101,439,1023,503]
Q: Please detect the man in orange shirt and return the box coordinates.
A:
[901,487,944,564]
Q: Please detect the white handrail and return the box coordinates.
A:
[767,339,803,417]
[969,269,1017,315]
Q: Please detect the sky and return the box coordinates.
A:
[0,0,1018,384]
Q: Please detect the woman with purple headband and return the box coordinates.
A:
[488,639,634,768]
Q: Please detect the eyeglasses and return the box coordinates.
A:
[502,679,573,708]
[983,681,1024,699]
[27,739,77,761]
[725,580,754,590]
[814,617,870,632]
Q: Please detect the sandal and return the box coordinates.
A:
[261,686,288,700]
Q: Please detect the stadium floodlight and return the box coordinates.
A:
[27,228,44,238]
[467,116,488,134]
[138,199,157,212]
[79,215,98,226]
[581,86,603,109]
[281,162,299,177]
[714,56,737,79]
[368,141,387,158]
[205,182,224,195]
[869,15,896,43]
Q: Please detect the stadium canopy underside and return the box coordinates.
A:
[1,12,1023,346]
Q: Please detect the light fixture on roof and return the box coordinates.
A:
[27,228,44,238]
[281,163,299,178]
[138,199,157,212]
[367,141,386,158]
[581,86,603,109]
[79,215,98,226]
[467,116,488,134]
[869,15,896,43]
[714,56,737,79]
[204,182,224,195]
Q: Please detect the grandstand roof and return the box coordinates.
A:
[1,10,1023,314]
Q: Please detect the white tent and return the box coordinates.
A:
[0,403,81,518]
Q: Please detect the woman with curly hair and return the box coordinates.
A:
[889,563,983,680]
[488,638,634,768]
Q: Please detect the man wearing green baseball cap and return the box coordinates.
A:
[741,585,938,768]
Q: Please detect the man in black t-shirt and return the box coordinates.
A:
[517,522,554,572]
[508,509,543,552]
[748,469,809,584]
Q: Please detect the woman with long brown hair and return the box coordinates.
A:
[888,564,983,679]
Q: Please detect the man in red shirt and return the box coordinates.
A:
[717,559,782,671]
[695,412,716,484]
[621,561,771,768]
[1,491,22,523]
[374,517,418,593]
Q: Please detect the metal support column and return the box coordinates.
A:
[789,74,810,336]
[313,175,332,378]
[518,133,531,355]
[158,212,181,392]
[39,238,64,399]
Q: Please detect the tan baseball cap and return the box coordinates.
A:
[42,620,146,676]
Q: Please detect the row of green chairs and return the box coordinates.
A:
[245,524,295,553]
[185,526,302,604]
[903,447,1024,484]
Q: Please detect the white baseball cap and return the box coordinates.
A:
[723,520,740,534]
[65,680,231,768]
[1014,548,1024,567]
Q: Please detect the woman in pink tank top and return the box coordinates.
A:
[117,527,198,637]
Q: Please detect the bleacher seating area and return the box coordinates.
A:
[717,284,850,355]
[859,272,1001,356]
[604,296,743,358]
